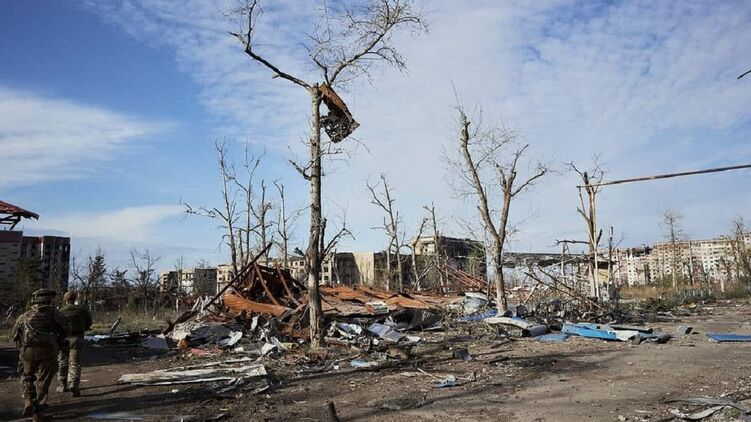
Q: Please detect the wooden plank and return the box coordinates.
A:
[224,292,290,317]
[254,264,282,306]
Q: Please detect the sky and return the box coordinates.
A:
[1,0,750,272]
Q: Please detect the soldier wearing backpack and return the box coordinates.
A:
[12,288,71,418]
[56,291,92,397]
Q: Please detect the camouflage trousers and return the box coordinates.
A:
[20,345,59,405]
[58,335,84,389]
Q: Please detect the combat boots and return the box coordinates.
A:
[70,386,80,397]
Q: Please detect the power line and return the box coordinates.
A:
[579,163,751,189]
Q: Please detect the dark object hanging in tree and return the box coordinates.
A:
[320,84,359,143]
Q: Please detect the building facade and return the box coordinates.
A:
[0,230,70,296]
[159,267,218,296]
[413,235,487,278]
[614,234,751,285]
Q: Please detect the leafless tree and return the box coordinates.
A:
[248,180,273,265]
[407,215,429,289]
[424,203,446,291]
[129,248,160,311]
[184,140,241,276]
[185,141,272,276]
[273,181,303,269]
[568,159,605,298]
[230,0,426,346]
[70,249,107,310]
[448,104,549,312]
[366,174,405,290]
[661,208,685,288]
[233,147,269,266]
[729,216,751,282]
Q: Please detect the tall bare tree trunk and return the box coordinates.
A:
[427,205,445,291]
[396,245,404,291]
[495,194,511,312]
[307,86,324,348]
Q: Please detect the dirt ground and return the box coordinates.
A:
[2,300,751,421]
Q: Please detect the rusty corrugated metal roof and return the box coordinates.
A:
[0,200,39,219]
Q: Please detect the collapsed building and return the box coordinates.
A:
[286,235,486,291]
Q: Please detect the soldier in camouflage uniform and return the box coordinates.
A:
[12,288,70,417]
[57,291,92,397]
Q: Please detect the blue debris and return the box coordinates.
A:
[536,333,570,343]
[707,333,751,343]
[561,323,619,341]
[458,308,498,322]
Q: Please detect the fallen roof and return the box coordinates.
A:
[0,200,39,219]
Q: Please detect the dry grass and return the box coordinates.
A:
[621,282,751,302]
[89,308,179,334]
[0,308,181,340]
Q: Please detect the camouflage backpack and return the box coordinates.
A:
[21,307,59,347]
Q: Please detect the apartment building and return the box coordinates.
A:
[614,234,751,285]
[159,267,218,296]
[0,230,70,293]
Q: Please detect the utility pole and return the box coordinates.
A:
[577,162,751,299]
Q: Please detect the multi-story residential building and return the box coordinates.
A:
[0,201,70,301]
[413,235,486,278]
[0,230,70,294]
[614,234,751,285]
[216,264,234,294]
[284,235,487,289]
[159,267,218,296]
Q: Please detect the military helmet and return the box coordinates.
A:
[31,288,57,304]
[63,291,77,302]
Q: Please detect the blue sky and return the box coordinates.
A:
[1,0,750,271]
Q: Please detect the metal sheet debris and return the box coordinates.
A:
[119,361,267,385]
[536,333,570,342]
[367,323,405,343]
[432,375,459,388]
[706,333,751,342]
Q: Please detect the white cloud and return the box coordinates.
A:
[0,87,169,188]
[28,204,184,243]
[84,0,751,252]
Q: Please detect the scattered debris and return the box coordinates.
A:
[119,359,267,385]
[452,348,472,361]
[676,325,693,336]
[536,333,570,343]
[706,333,751,342]
[141,335,169,350]
[367,323,404,343]
[432,375,459,388]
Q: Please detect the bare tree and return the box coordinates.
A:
[366,174,405,290]
[424,203,446,291]
[171,256,186,310]
[230,0,426,346]
[408,215,429,290]
[661,209,685,289]
[569,160,605,298]
[730,216,751,283]
[70,249,107,310]
[184,140,241,276]
[185,141,273,277]
[129,248,160,311]
[249,180,273,265]
[273,181,302,269]
[448,105,549,312]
